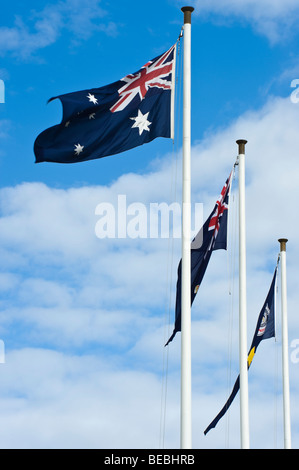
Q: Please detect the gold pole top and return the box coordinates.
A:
[278,238,288,252]
[236,139,248,155]
[181,6,195,24]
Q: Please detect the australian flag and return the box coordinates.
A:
[34,45,176,164]
[165,172,232,346]
[204,267,277,435]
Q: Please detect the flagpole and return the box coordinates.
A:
[278,238,292,449]
[236,139,250,449]
[180,5,194,450]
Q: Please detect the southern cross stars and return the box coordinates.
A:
[72,108,152,159]
[87,93,98,105]
[130,109,152,135]
[74,143,84,156]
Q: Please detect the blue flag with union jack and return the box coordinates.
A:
[34,44,176,164]
[165,172,232,346]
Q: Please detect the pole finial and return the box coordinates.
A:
[236,139,248,155]
[279,238,288,252]
[181,6,194,24]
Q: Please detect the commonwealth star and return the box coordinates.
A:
[130,109,152,135]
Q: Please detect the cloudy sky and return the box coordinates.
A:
[0,0,299,449]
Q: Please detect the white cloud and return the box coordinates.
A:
[0,1,118,59]
[193,0,299,43]
[0,13,62,59]
[190,95,299,257]
[196,0,299,18]
[1,93,299,447]
[0,182,99,260]
[0,348,165,448]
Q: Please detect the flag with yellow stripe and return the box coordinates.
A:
[204,267,277,435]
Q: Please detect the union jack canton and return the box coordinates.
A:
[34,44,176,164]
[166,172,232,345]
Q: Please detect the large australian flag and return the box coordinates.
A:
[166,172,232,345]
[34,44,176,164]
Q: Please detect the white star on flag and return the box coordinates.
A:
[87,93,98,105]
[74,143,84,156]
[130,109,152,135]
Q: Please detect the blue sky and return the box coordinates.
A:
[0,0,299,449]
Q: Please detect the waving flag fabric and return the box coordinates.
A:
[204,267,277,435]
[34,44,176,164]
[165,172,232,346]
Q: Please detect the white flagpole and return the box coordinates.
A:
[180,5,194,450]
[278,238,292,449]
[236,139,250,449]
